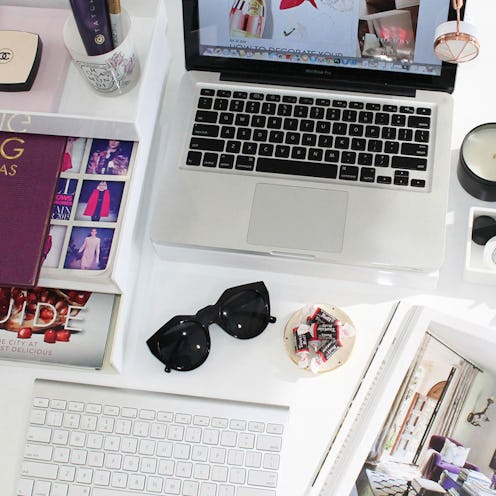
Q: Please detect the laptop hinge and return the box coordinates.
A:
[219,72,418,98]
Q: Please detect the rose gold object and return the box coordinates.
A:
[434,0,479,63]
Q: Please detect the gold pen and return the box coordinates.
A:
[107,0,124,46]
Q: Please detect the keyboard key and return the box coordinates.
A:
[375,112,389,125]
[193,123,219,137]
[374,154,390,167]
[258,144,274,157]
[213,98,229,111]
[391,156,427,171]
[236,156,255,171]
[255,435,282,452]
[197,97,212,109]
[247,469,278,487]
[237,488,275,496]
[257,158,338,179]
[24,444,53,461]
[190,137,224,152]
[33,397,49,408]
[219,154,235,169]
[349,101,364,109]
[50,399,67,410]
[195,110,217,123]
[21,461,58,479]
[274,145,290,158]
[339,165,359,180]
[408,115,431,128]
[411,179,426,187]
[292,105,306,118]
[415,129,430,142]
[27,426,51,443]
[268,131,284,143]
[219,113,234,125]
[30,409,46,425]
[416,107,431,115]
[377,175,392,184]
[360,167,376,183]
[401,143,428,156]
[16,479,33,496]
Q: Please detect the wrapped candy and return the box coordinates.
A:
[287,303,354,374]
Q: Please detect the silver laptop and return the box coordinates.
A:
[151,0,458,273]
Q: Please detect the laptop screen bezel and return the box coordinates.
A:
[182,0,459,95]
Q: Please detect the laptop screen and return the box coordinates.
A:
[183,0,459,94]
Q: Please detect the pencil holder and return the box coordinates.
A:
[63,8,140,95]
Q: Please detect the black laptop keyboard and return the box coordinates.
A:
[185,86,433,190]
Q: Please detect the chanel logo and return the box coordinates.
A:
[0,48,13,63]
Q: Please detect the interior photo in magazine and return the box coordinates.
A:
[351,314,496,496]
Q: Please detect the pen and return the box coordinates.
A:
[107,0,124,47]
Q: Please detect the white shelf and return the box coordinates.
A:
[464,207,496,285]
[0,0,170,372]
[0,0,169,141]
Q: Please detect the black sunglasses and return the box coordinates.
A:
[146,281,276,372]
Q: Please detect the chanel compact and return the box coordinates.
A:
[0,30,42,91]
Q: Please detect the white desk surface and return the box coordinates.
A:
[2,1,496,495]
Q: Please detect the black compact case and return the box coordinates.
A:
[0,30,42,91]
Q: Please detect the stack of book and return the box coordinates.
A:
[0,132,137,369]
[459,469,492,486]
[462,481,496,496]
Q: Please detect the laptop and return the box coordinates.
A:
[151,0,459,273]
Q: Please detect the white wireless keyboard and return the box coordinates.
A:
[16,379,289,496]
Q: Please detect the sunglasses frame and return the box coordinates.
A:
[146,281,276,372]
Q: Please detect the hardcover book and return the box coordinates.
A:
[0,132,67,288]
[0,285,116,369]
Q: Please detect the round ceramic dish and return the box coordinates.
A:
[283,303,356,374]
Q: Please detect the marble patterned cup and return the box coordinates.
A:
[63,8,140,96]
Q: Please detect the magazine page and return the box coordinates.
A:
[308,304,496,496]
[0,287,117,369]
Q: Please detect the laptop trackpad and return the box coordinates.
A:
[247,183,348,253]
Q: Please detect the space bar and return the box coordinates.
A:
[92,489,154,496]
[91,487,275,496]
[257,158,337,179]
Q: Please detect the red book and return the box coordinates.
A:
[0,132,67,287]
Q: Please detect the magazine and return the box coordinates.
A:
[305,303,496,496]
[41,136,137,291]
[0,285,117,369]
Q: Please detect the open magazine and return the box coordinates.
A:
[305,303,496,496]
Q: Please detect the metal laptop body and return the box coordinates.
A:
[151,0,458,273]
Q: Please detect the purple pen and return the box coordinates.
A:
[69,0,114,55]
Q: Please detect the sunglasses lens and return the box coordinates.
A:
[157,320,209,371]
[220,290,268,339]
